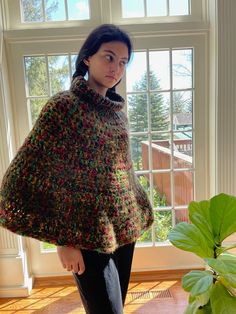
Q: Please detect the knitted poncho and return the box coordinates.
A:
[0,77,154,253]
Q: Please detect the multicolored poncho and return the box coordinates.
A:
[0,77,154,253]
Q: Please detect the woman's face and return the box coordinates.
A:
[84,41,129,96]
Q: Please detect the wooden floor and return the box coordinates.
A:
[0,275,189,313]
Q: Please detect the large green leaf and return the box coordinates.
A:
[182,270,213,296]
[184,301,201,314]
[168,222,214,258]
[184,300,212,314]
[210,193,236,243]
[210,282,236,313]
[196,302,212,314]
[189,200,215,247]
[206,255,236,288]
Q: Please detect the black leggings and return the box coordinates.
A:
[73,242,135,314]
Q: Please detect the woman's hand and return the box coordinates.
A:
[57,246,85,275]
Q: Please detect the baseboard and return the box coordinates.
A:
[33,268,203,288]
[130,268,203,282]
[0,276,34,297]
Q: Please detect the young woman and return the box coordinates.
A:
[0,24,154,314]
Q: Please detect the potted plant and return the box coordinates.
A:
[168,193,236,313]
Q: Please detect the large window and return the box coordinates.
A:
[121,0,190,18]
[126,48,193,243]
[6,0,206,29]
[23,46,196,249]
[21,0,90,22]
[3,0,208,271]
[24,54,77,126]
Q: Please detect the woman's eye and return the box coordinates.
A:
[120,61,127,67]
[105,55,113,62]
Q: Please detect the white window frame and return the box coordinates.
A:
[4,28,208,274]
[111,0,207,24]
[1,0,209,274]
[4,0,102,30]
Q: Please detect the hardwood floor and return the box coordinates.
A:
[0,274,189,313]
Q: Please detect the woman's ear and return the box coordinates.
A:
[83,58,89,66]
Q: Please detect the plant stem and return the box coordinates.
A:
[221,244,236,252]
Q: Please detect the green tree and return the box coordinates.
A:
[22,0,59,22]
[128,70,169,170]
[137,175,171,243]
[25,55,69,124]
[173,91,192,114]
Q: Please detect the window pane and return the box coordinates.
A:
[138,173,150,198]
[122,0,144,18]
[175,208,190,224]
[173,133,193,169]
[21,0,43,22]
[29,98,47,125]
[126,52,147,92]
[68,0,90,20]
[152,133,171,170]
[128,94,148,132]
[153,172,171,205]
[48,55,70,95]
[41,242,56,251]
[169,0,189,16]
[131,135,149,171]
[174,171,193,206]
[173,91,192,127]
[71,54,77,75]
[149,51,170,90]
[154,210,172,242]
[147,0,167,17]
[151,92,170,132]
[24,56,48,96]
[172,49,192,89]
[46,0,65,21]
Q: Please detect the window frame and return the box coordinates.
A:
[2,0,209,272]
[5,0,102,29]
[4,0,207,30]
[111,0,206,24]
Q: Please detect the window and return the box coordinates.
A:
[111,0,205,24]
[24,54,77,127]
[23,47,194,248]
[21,0,90,22]
[126,48,194,243]
[6,0,100,29]
[5,0,207,270]
[121,0,190,18]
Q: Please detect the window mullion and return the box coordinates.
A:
[169,48,176,227]
[167,0,170,16]
[64,0,69,20]
[42,0,46,22]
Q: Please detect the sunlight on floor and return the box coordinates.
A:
[0,280,186,314]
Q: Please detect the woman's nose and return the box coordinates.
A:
[110,61,119,73]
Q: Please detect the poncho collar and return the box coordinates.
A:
[70,76,125,112]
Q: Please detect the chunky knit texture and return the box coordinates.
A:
[0,77,154,253]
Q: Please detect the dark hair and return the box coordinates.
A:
[72,24,133,93]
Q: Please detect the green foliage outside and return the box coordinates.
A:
[137,175,171,243]
[169,193,236,313]
[25,55,70,125]
[42,242,56,250]
[128,71,169,171]
[22,0,59,22]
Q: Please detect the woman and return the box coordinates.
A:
[0,24,153,314]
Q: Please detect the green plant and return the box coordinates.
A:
[168,193,236,313]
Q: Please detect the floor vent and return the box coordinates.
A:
[129,289,173,300]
